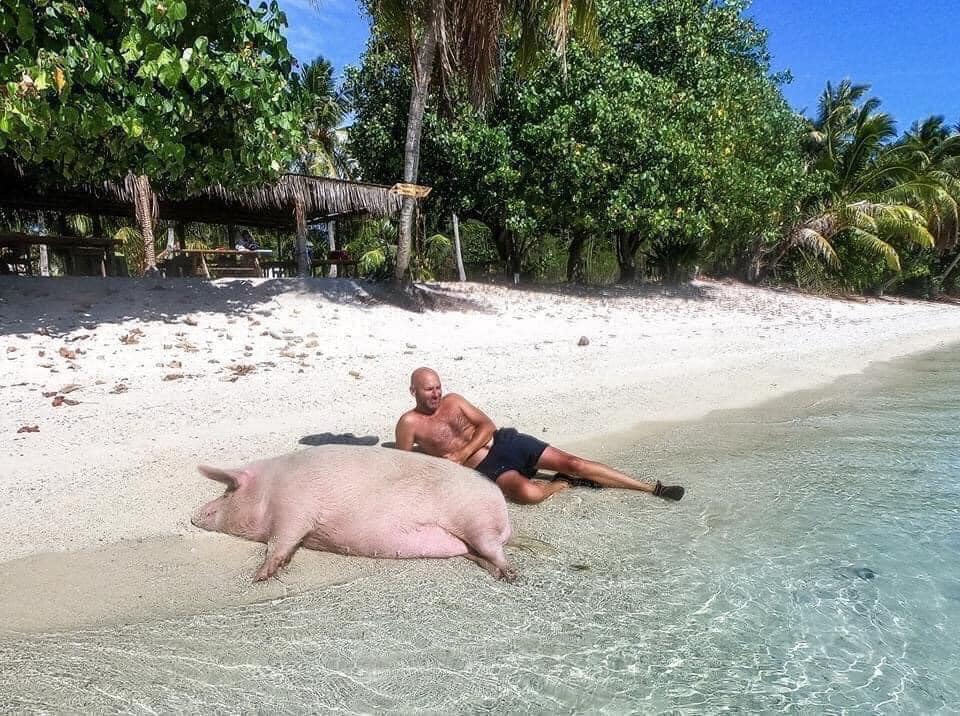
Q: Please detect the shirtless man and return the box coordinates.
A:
[394,367,685,504]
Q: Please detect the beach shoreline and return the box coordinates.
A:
[2,276,959,566]
[2,339,958,635]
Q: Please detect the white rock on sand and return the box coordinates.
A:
[1,275,959,565]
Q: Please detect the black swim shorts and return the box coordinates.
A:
[474,428,549,482]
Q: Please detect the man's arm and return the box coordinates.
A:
[447,394,496,464]
[395,413,417,451]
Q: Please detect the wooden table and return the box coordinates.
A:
[0,232,119,277]
[157,248,272,278]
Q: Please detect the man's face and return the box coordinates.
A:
[412,372,442,414]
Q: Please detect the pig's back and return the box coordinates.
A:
[277,446,508,558]
[272,445,503,510]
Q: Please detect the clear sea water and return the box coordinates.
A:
[1,347,958,713]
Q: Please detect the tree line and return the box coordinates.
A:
[2,0,958,295]
[346,0,960,295]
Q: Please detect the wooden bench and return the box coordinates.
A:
[157,248,271,278]
[0,231,119,276]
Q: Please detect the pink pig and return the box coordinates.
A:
[191,445,517,582]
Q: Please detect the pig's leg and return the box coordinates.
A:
[253,528,307,582]
[463,537,518,582]
[463,552,500,577]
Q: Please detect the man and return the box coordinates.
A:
[395,367,684,504]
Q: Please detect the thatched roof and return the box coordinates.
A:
[0,159,402,229]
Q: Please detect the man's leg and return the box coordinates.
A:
[537,446,680,497]
[495,470,571,504]
[537,446,654,492]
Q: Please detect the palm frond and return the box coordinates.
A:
[847,227,901,270]
[880,219,934,249]
[839,109,896,188]
[358,246,389,273]
[791,226,840,268]
[67,214,92,237]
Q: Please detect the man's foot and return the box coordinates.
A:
[653,480,684,501]
[550,472,602,489]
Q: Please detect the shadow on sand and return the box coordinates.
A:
[298,432,380,447]
[0,276,491,337]
[474,276,722,303]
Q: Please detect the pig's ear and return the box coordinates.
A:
[197,465,249,490]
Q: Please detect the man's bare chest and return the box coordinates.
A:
[419,408,471,447]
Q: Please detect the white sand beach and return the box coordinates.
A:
[1,276,959,630]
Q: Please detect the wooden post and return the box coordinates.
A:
[275,229,282,277]
[452,213,466,282]
[175,221,186,249]
[37,244,49,277]
[327,219,337,278]
[294,199,309,277]
[36,211,49,276]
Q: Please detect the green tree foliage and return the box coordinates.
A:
[350,0,809,284]
[500,0,810,283]
[364,0,597,283]
[0,0,303,189]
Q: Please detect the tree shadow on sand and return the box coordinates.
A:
[0,276,492,338]
[487,278,720,303]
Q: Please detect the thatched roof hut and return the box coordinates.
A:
[0,159,402,229]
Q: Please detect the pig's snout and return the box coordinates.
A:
[191,501,220,531]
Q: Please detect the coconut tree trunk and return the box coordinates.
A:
[394,3,440,284]
[133,174,158,275]
[294,198,309,277]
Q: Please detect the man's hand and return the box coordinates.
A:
[449,395,495,464]
[444,448,468,465]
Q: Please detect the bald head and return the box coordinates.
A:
[410,367,442,414]
[411,367,439,389]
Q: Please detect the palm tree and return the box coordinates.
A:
[768,82,936,277]
[297,57,354,178]
[892,116,960,292]
[892,115,960,250]
[366,0,597,283]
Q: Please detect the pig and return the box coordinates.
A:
[191,445,517,582]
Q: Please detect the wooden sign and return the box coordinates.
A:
[389,182,432,199]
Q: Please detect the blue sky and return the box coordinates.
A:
[277,0,960,132]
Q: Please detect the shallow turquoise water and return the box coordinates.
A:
[1,347,959,713]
